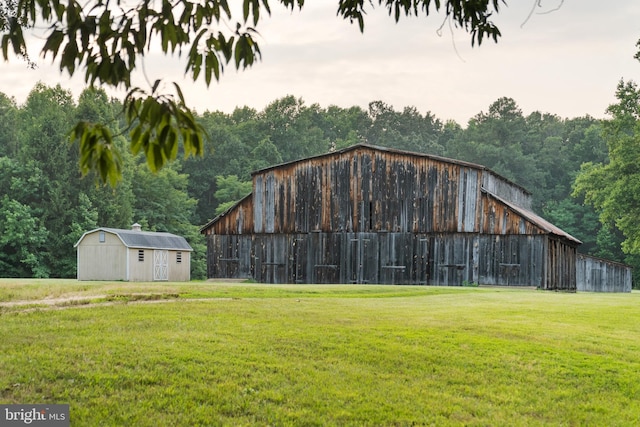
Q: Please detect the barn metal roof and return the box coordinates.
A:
[75,228,193,251]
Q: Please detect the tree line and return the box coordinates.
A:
[0,81,637,283]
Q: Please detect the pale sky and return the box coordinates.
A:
[2,1,640,125]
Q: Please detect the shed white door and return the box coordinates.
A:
[154,250,169,281]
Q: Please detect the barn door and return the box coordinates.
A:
[154,250,169,281]
[347,233,378,284]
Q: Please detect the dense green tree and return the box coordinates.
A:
[0,196,49,277]
[214,175,253,216]
[1,0,507,183]
[574,80,640,264]
[16,84,83,276]
[366,101,444,155]
[132,162,206,279]
[323,105,370,150]
[248,137,283,172]
[0,92,18,157]
[258,96,330,162]
[75,88,135,228]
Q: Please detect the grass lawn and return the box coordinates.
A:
[1,279,639,426]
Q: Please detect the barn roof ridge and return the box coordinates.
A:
[250,143,531,196]
[74,227,193,251]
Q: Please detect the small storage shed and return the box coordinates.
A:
[75,224,192,281]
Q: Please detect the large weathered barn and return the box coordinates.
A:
[201,144,631,291]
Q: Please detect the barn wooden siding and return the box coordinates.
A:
[207,148,534,236]
[576,254,632,292]
[206,232,573,288]
[203,145,578,290]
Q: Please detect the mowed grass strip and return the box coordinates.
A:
[1,283,639,426]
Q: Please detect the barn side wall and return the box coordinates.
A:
[576,254,632,292]
[543,238,577,291]
[206,232,549,287]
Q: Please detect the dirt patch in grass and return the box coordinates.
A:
[0,292,191,313]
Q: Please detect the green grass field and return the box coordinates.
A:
[1,279,639,426]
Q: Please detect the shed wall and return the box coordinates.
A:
[576,254,632,292]
[168,250,191,282]
[76,231,127,280]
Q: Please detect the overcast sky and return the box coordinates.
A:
[2,1,640,125]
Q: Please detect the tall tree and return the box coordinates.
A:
[366,101,444,154]
[445,97,545,208]
[0,196,49,277]
[573,80,640,262]
[213,175,253,216]
[17,84,82,276]
[75,88,135,228]
[132,161,206,279]
[0,92,18,157]
[258,96,329,161]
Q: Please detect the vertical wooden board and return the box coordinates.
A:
[289,234,307,283]
[362,233,379,284]
[313,233,342,284]
[277,181,286,233]
[458,168,479,232]
[457,169,466,232]
[295,168,305,232]
[277,235,289,283]
[253,175,264,233]
[307,166,322,231]
[253,235,264,282]
[212,236,221,279]
[329,232,343,283]
[350,154,359,232]
[427,166,438,232]
[412,235,430,285]
[346,232,361,283]
[360,154,373,231]
[238,236,252,278]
